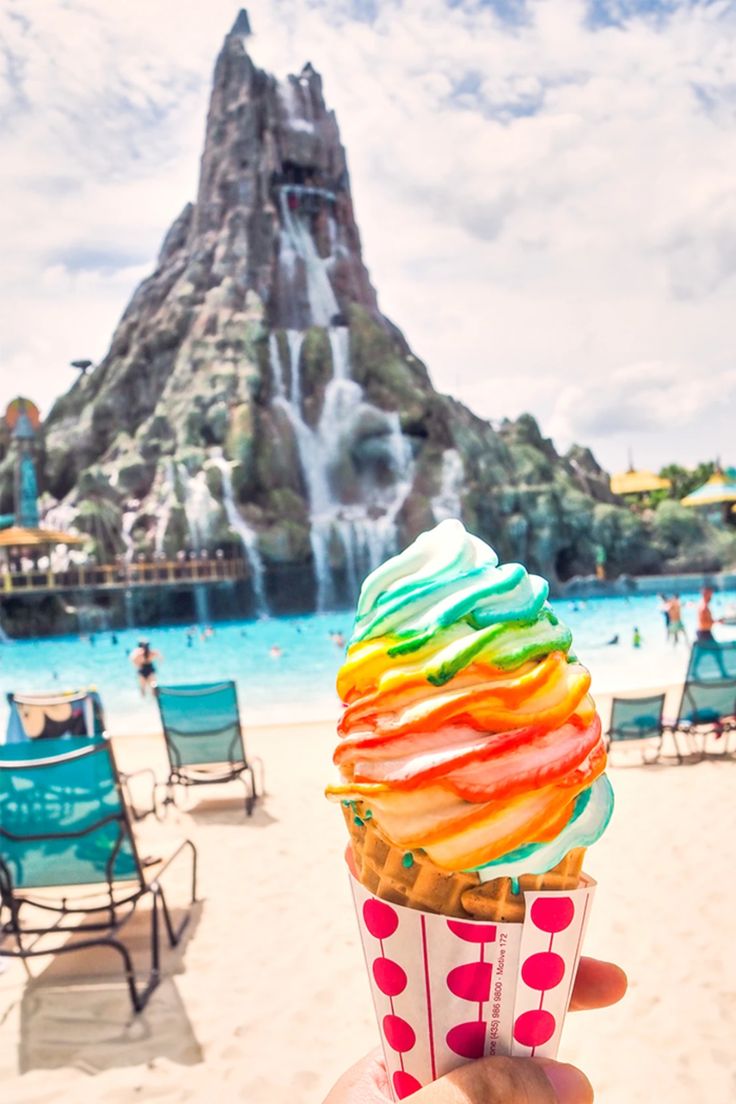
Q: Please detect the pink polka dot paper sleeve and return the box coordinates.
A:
[349,872,596,1101]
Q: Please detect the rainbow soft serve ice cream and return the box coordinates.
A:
[327,519,613,916]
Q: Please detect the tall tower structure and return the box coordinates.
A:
[5,398,41,529]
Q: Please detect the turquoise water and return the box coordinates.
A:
[1,591,734,734]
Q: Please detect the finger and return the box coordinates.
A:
[412,1056,592,1104]
[570,956,628,1011]
[323,1051,593,1104]
[322,1048,391,1103]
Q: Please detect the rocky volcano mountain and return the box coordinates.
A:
[27,12,638,615]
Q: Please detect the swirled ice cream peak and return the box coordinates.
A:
[353,520,548,644]
[328,520,613,877]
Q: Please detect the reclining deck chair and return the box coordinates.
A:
[155,681,262,816]
[667,678,736,760]
[5,689,106,744]
[604,692,666,763]
[4,689,154,820]
[0,738,197,1012]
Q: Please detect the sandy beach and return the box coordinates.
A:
[1,693,735,1104]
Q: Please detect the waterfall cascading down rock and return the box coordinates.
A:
[271,127,415,610]
[177,464,219,553]
[208,452,269,618]
[269,317,414,612]
[153,461,177,557]
[176,464,216,624]
[431,449,465,522]
[121,507,137,563]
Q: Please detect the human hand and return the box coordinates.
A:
[323,956,626,1104]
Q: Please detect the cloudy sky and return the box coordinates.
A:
[1,0,734,474]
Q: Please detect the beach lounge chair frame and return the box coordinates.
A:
[604,693,666,764]
[667,679,736,760]
[0,739,197,1013]
[154,681,262,816]
[686,640,736,682]
[4,689,156,822]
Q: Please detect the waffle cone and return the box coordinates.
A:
[344,802,585,922]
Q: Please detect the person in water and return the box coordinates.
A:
[659,593,670,640]
[693,586,728,678]
[130,639,161,696]
[666,594,687,645]
[594,543,607,581]
[632,626,642,649]
[696,587,720,644]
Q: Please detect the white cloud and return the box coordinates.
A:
[550,359,736,436]
[0,0,735,474]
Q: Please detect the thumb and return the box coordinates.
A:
[410,1057,593,1104]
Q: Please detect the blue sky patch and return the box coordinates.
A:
[585,0,718,29]
[446,0,530,25]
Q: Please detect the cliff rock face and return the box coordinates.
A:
[40,13,634,614]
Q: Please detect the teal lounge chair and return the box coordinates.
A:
[686,640,736,682]
[605,693,666,763]
[667,679,736,759]
[0,738,197,1012]
[5,689,155,820]
[154,681,262,816]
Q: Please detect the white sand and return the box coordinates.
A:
[1,706,735,1103]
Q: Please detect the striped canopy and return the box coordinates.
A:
[681,470,736,507]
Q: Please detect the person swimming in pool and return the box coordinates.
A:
[666,594,687,646]
[693,586,728,677]
[130,638,161,696]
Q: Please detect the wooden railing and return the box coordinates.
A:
[0,558,247,595]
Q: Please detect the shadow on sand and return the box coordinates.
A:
[608,733,735,769]
[14,902,204,1075]
[185,791,279,828]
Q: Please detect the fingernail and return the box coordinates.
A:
[539,1060,593,1103]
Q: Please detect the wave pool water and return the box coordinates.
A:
[1,592,734,735]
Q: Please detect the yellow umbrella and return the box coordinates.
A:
[610,469,671,496]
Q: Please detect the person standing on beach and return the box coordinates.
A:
[130,638,161,697]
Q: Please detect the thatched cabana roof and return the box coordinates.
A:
[610,469,671,496]
[0,526,86,549]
